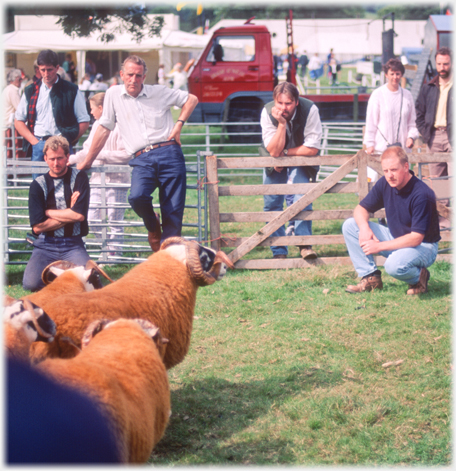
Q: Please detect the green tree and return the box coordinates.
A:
[6,6,164,43]
[376,4,450,20]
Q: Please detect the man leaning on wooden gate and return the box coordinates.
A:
[259,82,322,260]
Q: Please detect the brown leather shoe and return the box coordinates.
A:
[147,214,162,252]
[407,268,430,295]
[346,274,383,293]
[299,245,317,260]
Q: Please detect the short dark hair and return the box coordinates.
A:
[273,82,299,102]
[37,50,59,67]
[43,136,70,157]
[383,58,405,76]
[436,47,452,60]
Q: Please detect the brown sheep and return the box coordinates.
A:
[3,298,56,362]
[29,237,233,368]
[35,318,170,464]
[23,260,114,308]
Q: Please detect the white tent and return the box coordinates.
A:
[208,18,427,62]
[3,14,210,84]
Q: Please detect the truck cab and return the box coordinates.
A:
[188,24,275,125]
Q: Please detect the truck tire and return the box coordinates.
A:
[227,99,263,144]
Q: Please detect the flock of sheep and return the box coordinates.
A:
[4,236,233,463]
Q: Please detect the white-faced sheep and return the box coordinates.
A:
[35,318,170,463]
[29,237,233,368]
[3,298,56,362]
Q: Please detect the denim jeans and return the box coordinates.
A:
[342,218,439,285]
[128,144,186,240]
[263,166,314,257]
[22,235,91,292]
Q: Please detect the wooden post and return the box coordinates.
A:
[357,150,369,201]
[206,155,221,251]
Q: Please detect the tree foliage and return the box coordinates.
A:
[375,4,448,20]
[56,7,164,43]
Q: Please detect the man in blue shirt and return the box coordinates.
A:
[342,146,440,295]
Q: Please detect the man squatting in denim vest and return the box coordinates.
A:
[342,146,440,295]
[22,136,92,292]
[77,55,198,252]
[14,49,90,179]
[260,82,322,260]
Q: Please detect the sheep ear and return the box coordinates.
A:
[3,294,18,307]
[85,260,115,284]
[81,319,110,348]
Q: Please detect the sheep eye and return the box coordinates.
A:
[26,321,37,332]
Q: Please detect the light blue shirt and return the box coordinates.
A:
[99,84,189,156]
[15,76,89,137]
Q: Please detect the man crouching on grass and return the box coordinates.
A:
[342,146,440,295]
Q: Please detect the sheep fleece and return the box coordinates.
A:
[35,319,170,463]
[30,250,198,368]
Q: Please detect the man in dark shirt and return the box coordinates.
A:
[23,136,91,292]
[342,146,440,295]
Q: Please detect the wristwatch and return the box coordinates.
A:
[283,149,288,155]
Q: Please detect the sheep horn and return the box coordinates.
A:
[186,242,234,286]
[160,236,187,250]
[85,260,115,284]
[22,299,56,340]
[41,260,78,285]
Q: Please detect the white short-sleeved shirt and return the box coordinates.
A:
[99,84,189,156]
[260,104,322,150]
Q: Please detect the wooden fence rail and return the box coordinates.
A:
[206,151,452,270]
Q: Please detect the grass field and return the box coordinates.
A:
[3,105,452,465]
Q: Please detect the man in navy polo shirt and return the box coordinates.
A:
[342,146,440,295]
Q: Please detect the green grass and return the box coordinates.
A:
[145,262,451,465]
[4,259,452,465]
[3,112,452,466]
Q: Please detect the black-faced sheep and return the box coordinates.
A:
[3,298,56,362]
[29,237,233,368]
[35,318,170,463]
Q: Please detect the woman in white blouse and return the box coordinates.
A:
[363,58,419,180]
[69,92,131,257]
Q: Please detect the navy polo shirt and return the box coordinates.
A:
[360,173,440,243]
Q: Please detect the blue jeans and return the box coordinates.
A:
[32,138,73,179]
[342,218,439,285]
[23,235,91,292]
[128,144,186,240]
[263,166,314,257]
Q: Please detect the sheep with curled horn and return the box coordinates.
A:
[3,298,56,362]
[29,237,233,368]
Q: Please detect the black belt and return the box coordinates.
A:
[36,135,53,141]
[134,140,179,158]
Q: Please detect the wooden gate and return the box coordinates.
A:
[206,150,452,269]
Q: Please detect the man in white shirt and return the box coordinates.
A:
[77,55,198,252]
[14,49,90,179]
[3,69,23,127]
[260,82,322,260]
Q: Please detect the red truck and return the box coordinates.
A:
[187,18,370,141]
